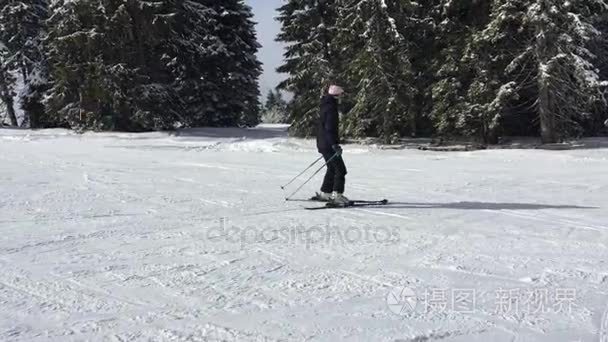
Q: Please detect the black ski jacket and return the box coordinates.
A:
[316,95,340,153]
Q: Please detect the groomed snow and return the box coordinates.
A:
[1,124,607,341]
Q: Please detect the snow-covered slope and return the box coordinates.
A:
[1,125,607,341]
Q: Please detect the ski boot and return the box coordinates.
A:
[311,192,332,202]
[330,192,351,207]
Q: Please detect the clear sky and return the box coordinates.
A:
[244,0,286,98]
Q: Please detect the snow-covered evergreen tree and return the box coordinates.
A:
[264,89,278,112]
[216,0,262,127]
[427,0,608,142]
[116,0,185,131]
[276,0,339,136]
[335,0,419,143]
[166,0,222,127]
[43,0,260,131]
[45,0,116,130]
[427,0,485,139]
[526,0,607,142]
[165,0,261,128]
[0,0,49,127]
[0,44,17,126]
[261,89,288,123]
[460,0,531,143]
[262,106,287,124]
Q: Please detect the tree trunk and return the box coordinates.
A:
[2,95,18,126]
[411,92,423,137]
[538,73,557,143]
[0,80,18,126]
[20,62,28,84]
[22,92,45,128]
[535,0,558,144]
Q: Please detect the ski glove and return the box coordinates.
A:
[332,144,343,156]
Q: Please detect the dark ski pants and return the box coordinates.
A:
[320,152,347,194]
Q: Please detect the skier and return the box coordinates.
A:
[313,84,350,206]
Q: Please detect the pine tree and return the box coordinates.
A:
[121,0,185,130]
[264,89,278,112]
[428,0,607,142]
[275,90,288,113]
[45,0,112,129]
[276,0,339,136]
[45,0,185,131]
[0,44,17,126]
[588,9,608,134]
[160,0,261,128]
[527,0,607,142]
[166,0,222,127]
[461,0,531,143]
[262,89,288,123]
[219,0,262,127]
[427,0,482,139]
[335,0,419,143]
[44,0,261,131]
[0,0,50,127]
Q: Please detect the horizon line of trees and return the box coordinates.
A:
[276,0,608,144]
[3,0,608,145]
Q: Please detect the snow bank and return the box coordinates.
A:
[3,124,608,155]
[0,124,351,153]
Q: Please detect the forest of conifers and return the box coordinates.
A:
[277,0,608,143]
[2,0,608,144]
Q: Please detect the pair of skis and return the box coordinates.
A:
[280,155,388,210]
[289,197,389,210]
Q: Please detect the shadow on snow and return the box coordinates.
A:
[356,201,597,210]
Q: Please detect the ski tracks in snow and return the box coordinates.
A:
[0,260,283,341]
[2,130,607,341]
[492,209,608,234]
[601,300,608,342]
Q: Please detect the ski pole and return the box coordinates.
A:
[280,155,325,189]
[284,152,339,201]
